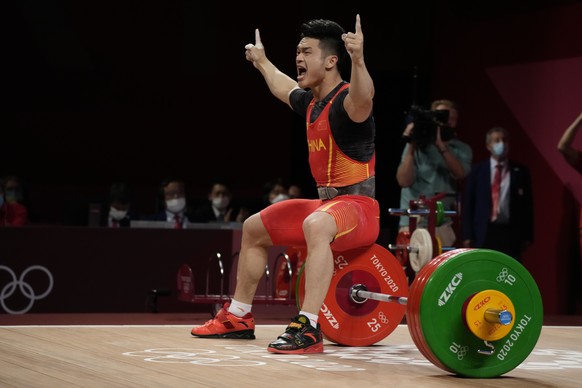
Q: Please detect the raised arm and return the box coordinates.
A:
[557,112,582,168]
[245,28,299,107]
[342,14,374,123]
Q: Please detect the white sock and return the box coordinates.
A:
[228,299,252,317]
[299,311,318,328]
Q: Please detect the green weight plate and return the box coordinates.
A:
[417,249,543,378]
[435,201,445,226]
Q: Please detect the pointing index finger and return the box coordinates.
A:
[255,28,264,49]
[355,14,361,34]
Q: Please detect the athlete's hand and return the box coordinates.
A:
[244,28,266,69]
[342,14,364,63]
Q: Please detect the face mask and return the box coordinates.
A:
[212,196,230,211]
[109,207,128,221]
[166,197,186,213]
[271,193,290,204]
[492,141,505,157]
[5,189,21,203]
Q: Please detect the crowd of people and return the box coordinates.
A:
[0,173,307,229]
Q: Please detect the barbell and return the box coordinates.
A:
[295,244,543,378]
[388,200,456,227]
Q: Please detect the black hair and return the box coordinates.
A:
[208,176,233,193]
[486,126,510,144]
[300,19,347,73]
[159,177,184,193]
[109,182,133,205]
[156,177,185,209]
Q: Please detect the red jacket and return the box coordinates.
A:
[0,201,29,226]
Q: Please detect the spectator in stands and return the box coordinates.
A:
[0,178,28,226]
[462,126,533,262]
[191,179,240,223]
[102,182,140,228]
[3,174,25,204]
[2,174,38,223]
[261,177,290,209]
[144,177,191,229]
[288,183,305,199]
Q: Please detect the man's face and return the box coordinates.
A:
[295,38,331,89]
[164,182,185,200]
[209,184,230,200]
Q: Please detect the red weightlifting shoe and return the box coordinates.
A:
[267,314,323,354]
[190,302,255,339]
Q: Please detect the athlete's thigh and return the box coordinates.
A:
[260,199,322,247]
[324,195,380,252]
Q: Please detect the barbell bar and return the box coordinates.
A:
[388,208,457,217]
[389,200,457,227]
[350,284,408,305]
[349,284,515,356]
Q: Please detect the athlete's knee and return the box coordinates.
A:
[242,213,271,245]
[302,212,336,241]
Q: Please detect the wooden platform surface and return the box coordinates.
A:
[1,314,581,387]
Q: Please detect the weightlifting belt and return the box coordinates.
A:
[317,176,375,200]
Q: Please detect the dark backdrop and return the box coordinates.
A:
[3,1,439,224]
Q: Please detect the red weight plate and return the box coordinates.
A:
[407,257,440,366]
[408,250,471,371]
[411,249,474,370]
[395,230,411,266]
[407,252,448,368]
[297,244,408,347]
[407,249,474,371]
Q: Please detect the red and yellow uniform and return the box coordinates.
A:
[261,82,379,252]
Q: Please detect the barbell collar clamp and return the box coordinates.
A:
[484,308,513,326]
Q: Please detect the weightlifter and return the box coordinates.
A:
[190,15,379,354]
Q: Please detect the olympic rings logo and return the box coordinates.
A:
[0,265,53,314]
[497,267,509,282]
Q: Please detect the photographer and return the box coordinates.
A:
[396,99,473,246]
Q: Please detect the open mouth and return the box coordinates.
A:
[297,65,306,79]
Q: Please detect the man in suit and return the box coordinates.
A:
[145,177,191,229]
[191,179,241,223]
[101,182,140,228]
[462,126,533,262]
